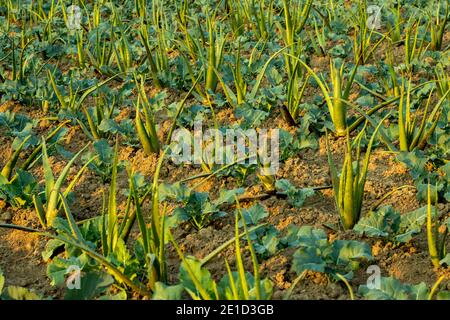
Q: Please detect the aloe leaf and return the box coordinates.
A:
[1,135,30,181]
[107,140,119,254]
[46,143,90,226]
[234,209,249,300]
[59,193,86,244]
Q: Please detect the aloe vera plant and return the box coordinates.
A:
[79,94,116,141]
[284,68,310,125]
[278,0,313,78]
[82,33,111,75]
[382,47,401,98]
[292,58,359,136]
[242,0,274,40]
[426,184,448,268]
[351,0,385,65]
[0,135,31,181]
[110,5,133,73]
[0,122,68,192]
[33,140,92,228]
[139,1,170,89]
[434,63,449,100]
[404,16,427,72]
[326,120,385,230]
[205,14,226,93]
[428,0,449,51]
[398,80,450,152]
[386,0,402,44]
[308,17,327,56]
[5,33,33,83]
[214,42,257,109]
[134,76,160,155]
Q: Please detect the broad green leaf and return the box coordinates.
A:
[395,205,435,243]
[254,230,280,257]
[239,203,269,226]
[179,257,215,298]
[234,104,268,128]
[47,256,87,287]
[440,254,450,266]
[214,187,245,205]
[292,247,326,274]
[282,225,328,249]
[159,182,190,202]
[359,277,428,300]
[396,150,429,180]
[275,179,314,208]
[93,139,113,163]
[152,282,184,300]
[42,239,64,262]
[329,240,373,269]
[354,206,401,238]
[64,272,114,300]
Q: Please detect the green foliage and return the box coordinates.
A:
[397,150,449,202]
[291,226,372,279]
[354,205,439,243]
[162,183,244,229]
[82,139,123,182]
[359,277,429,300]
[275,179,314,208]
